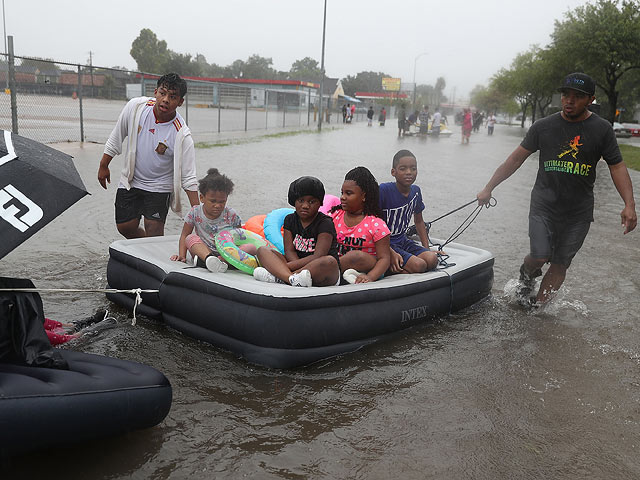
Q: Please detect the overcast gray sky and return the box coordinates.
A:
[6,0,591,98]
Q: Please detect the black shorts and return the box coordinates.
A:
[115,187,171,224]
[528,214,591,267]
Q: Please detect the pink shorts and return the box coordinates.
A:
[185,233,205,250]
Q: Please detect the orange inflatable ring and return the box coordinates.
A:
[243,214,267,238]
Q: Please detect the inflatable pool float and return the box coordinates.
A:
[215,227,276,275]
[263,208,294,254]
[0,349,172,456]
[319,194,340,214]
[242,214,267,237]
[106,235,494,368]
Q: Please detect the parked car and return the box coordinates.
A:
[622,123,640,137]
[613,122,632,138]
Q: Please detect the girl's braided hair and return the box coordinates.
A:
[198,168,234,196]
[331,166,382,218]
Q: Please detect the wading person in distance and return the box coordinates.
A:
[476,73,636,305]
[98,72,199,239]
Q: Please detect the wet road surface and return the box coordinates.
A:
[2,122,640,479]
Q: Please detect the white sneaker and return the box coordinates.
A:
[205,255,228,273]
[289,269,312,287]
[253,267,281,283]
[342,268,362,284]
[186,252,198,267]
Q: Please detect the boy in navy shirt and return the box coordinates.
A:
[379,150,438,273]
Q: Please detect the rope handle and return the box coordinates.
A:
[405,197,497,268]
[407,197,497,236]
[439,197,497,248]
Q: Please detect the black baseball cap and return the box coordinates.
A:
[558,73,595,96]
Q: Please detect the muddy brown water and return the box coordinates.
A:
[2,123,640,479]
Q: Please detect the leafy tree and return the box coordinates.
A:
[492,47,558,126]
[196,55,227,78]
[164,52,202,77]
[414,84,448,109]
[241,54,277,79]
[615,68,640,121]
[530,47,561,119]
[290,57,322,83]
[491,68,529,127]
[341,71,391,96]
[550,0,640,121]
[227,59,246,78]
[130,28,170,73]
[470,85,489,109]
[470,82,517,116]
[433,76,446,105]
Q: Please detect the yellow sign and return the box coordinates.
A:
[382,78,401,92]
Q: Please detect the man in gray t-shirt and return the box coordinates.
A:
[476,73,637,305]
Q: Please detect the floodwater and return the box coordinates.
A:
[2,121,640,479]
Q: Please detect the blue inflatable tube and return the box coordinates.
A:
[263,208,294,254]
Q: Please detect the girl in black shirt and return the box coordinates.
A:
[254,177,340,287]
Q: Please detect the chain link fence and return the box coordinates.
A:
[0,52,339,145]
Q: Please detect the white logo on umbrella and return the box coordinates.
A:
[0,130,17,167]
[0,184,43,232]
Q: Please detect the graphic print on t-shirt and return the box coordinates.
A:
[336,234,365,255]
[543,135,592,177]
[557,135,582,159]
[332,210,389,257]
[383,194,420,237]
[293,234,315,253]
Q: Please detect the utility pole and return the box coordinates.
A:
[2,0,8,90]
[317,0,327,132]
[412,52,428,112]
[8,35,17,133]
[2,0,6,55]
[88,50,94,97]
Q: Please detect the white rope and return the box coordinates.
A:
[100,309,117,323]
[0,287,159,326]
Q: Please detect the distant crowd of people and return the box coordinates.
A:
[341,103,387,126]
[396,105,446,138]
[339,104,500,143]
[455,109,497,143]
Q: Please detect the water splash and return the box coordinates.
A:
[501,277,589,317]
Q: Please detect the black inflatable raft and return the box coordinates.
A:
[106,235,493,368]
[0,349,172,456]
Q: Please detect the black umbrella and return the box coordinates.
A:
[0,130,88,260]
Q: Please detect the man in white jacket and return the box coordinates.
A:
[98,72,199,238]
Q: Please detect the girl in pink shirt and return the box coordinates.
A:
[331,166,391,283]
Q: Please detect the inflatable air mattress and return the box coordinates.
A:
[106,235,494,368]
[0,349,172,456]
